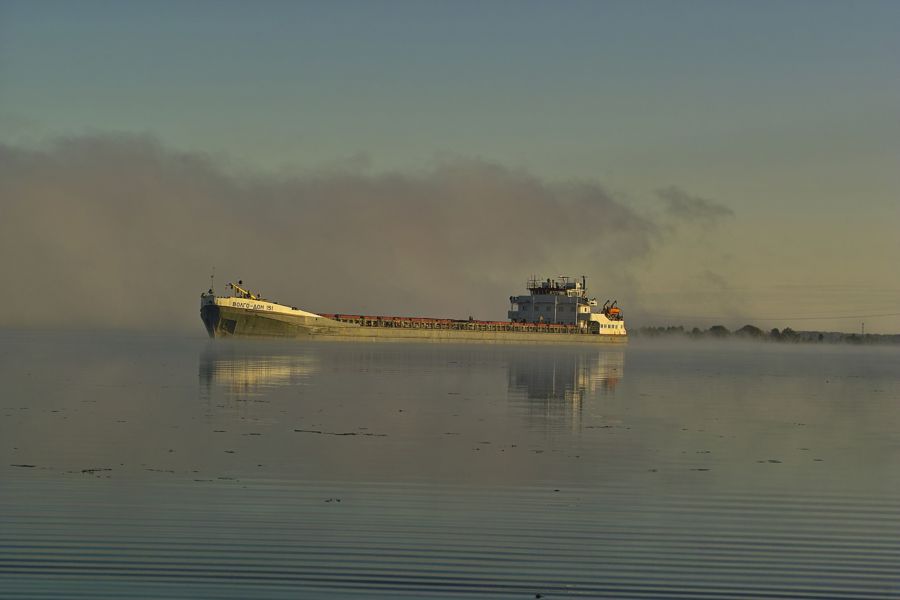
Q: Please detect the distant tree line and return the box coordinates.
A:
[635,324,900,345]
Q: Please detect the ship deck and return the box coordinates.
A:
[321,314,623,336]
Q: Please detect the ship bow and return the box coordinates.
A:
[200,303,220,338]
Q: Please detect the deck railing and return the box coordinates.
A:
[320,314,599,335]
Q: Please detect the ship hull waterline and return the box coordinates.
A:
[201,305,627,345]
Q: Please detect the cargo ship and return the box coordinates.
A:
[200,276,626,344]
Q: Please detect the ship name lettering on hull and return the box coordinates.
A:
[232,301,274,311]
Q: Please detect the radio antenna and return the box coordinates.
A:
[210,267,215,293]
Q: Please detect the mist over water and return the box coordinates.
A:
[2,331,899,598]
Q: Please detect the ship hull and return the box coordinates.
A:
[201,305,626,345]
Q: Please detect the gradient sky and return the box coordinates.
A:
[2,1,899,332]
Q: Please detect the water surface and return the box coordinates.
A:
[2,331,899,598]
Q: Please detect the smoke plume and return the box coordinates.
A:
[656,185,734,228]
[1,133,675,331]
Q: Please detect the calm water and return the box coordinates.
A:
[2,331,899,599]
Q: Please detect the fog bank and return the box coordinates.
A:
[3,133,706,331]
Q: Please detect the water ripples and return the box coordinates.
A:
[4,336,900,598]
[3,478,899,599]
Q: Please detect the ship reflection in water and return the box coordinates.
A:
[507,349,624,427]
[200,344,623,427]
[199,345,319,401]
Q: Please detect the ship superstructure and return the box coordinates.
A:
[508,276,625,335]
[201,276,626,343]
